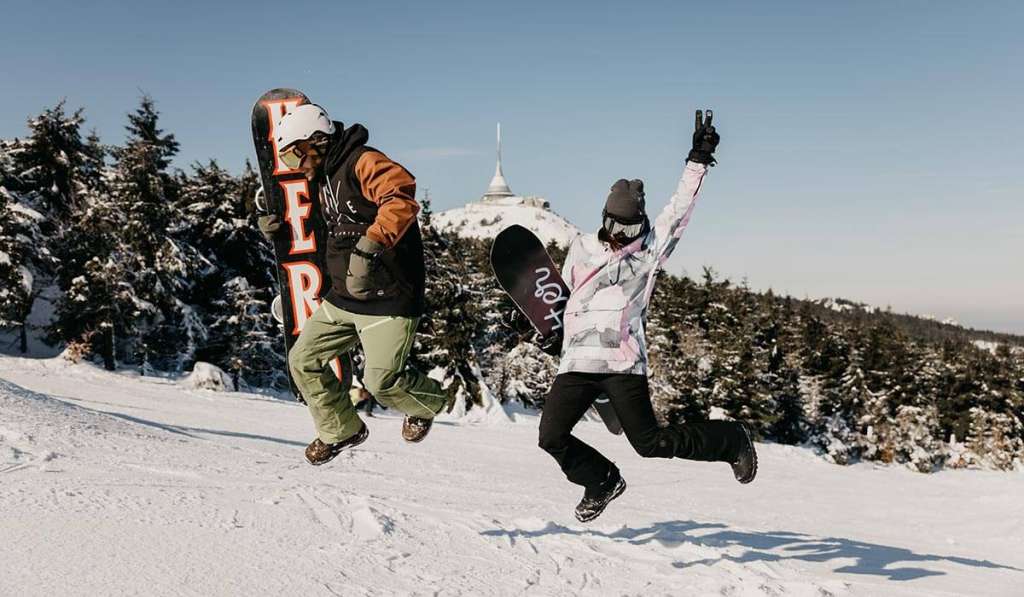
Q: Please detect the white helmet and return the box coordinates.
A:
[275,103,335,151]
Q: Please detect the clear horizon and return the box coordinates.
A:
[3,1,1021,334]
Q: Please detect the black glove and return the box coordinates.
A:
[346,236,395,300]
[257,214,283,241]
[687,109,720,166]
[501,308,534,335]
[537,331,563,357]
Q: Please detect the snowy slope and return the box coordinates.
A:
[2,354,1023,596]
[433,201,580,247]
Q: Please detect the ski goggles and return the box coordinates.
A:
[602,214,645,240]
[278,143,308,170]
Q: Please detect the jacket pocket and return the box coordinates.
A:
[563,308,626,349]
[376,249,413,297]
[326,239,355,300]
[348,250,402,301]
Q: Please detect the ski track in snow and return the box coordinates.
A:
[1,355,1023,596]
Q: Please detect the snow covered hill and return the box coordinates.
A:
[433,199,580,247]
[2,354,1023,596]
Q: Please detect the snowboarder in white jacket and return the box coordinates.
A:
[537,110,758,523]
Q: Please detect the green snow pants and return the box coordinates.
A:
[288,300,446,444]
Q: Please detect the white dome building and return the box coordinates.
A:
[432,123,577,247]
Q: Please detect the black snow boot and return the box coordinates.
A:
[305,424,369,466]
[574,468,627,523]
[731,423,758,484]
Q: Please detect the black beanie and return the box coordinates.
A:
[604,178,646,221]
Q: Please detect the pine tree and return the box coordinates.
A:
[491,342,558,408]
[47,96,200,370]
[966,407,1024,471]
[204,277,286,390]
[738,299,785,437]
[0,187,29,330]
[237,160,262,220]
[0,103,103,350]
[656,346,715,425]
[47,158,123,367]
[647,280,714,425]
[109,94,179,262]
[891,404,943,472]
[769,366,807,444]
[49,253,142,369]
[174,160,282,384]
[759,301,807,444]
[5,101,97,219]
[419,190,435,229]
[108,96,211,371]
[711,339,766,431]
[411,201,488,408]
[809,329,862,464]
[174,159,269,286]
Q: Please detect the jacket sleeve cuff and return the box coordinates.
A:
[684,160,708,173]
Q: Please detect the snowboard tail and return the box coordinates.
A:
[592,395,622,435]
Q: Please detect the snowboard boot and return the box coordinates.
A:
[305,423,369,466]
[574,468,627,523]
[731,422,758,484]
[402,415,434,443]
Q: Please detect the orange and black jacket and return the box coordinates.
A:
[319,122,425,317]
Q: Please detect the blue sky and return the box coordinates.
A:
[3,1,1022,333]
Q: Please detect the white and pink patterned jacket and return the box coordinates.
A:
[558,161,708,376]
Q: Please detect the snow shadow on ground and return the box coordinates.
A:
[481,520,1022,582]
[101,412,308,448]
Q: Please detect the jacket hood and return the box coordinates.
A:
[322,121,370,176]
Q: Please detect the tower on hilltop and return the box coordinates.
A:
[482,123,514,202]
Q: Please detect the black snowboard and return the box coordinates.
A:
[491,225,623,435]
[251,88,352,398]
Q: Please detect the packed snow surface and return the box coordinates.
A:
[1,354,1022,596]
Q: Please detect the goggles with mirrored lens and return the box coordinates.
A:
[603,215,645,240]
[279,144,307,170]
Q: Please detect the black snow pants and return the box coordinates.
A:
[538,372,747,490]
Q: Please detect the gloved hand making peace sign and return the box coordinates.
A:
[687,109,720,166]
